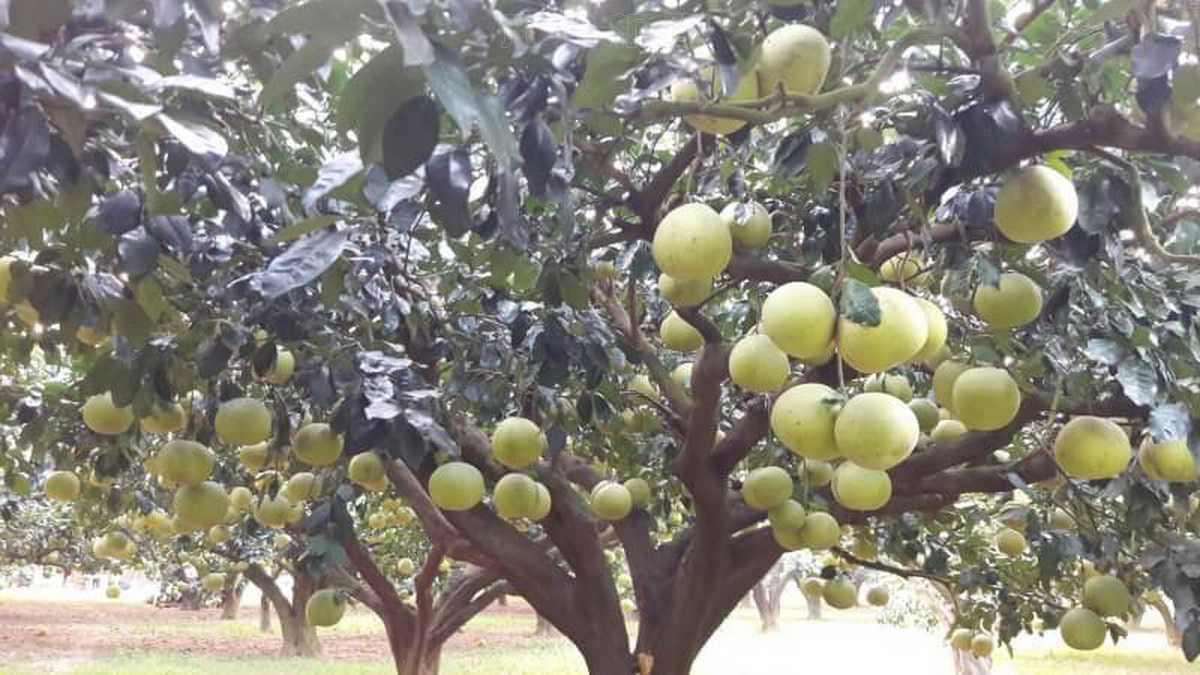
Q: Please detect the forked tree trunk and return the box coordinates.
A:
[259,593,272,633]
[750,563,795,632]
[244,565,320,657]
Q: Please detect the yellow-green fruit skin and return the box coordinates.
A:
[1138,439,1197,481]
[930,419,968,443]
[106,585,120,599]
[306,589,347,627]
[348,452,385,486]
[658,273,712,308]
[660,311,704,352]
[141,403,187,434]
[797,511,840,549]
[491,416,545,469]
[1083,575,1131,617]
[767,499,807,530]
[0,256,12,304]
[159,440,216,486]
[760,282,836,360]
[822,578,857,609]
[429,462,485,511]
[285,472,320,502]
[265,349,295,385]
[652,203,732,281]
[669,66,759,136]
[932,360,970,414]
[838,287,928,374]
[215,397,272,446]
[908,398,940,433]
[758,24,832,96]
[970,634,994,658]
[834,393,920,470]
[996,527,1027,556]
[741,466,793,510]
[720,201,771,250]
[952,367,1021,431]
[530,482,552,521]
[624,477,651,509]
[831,462,892,511]
[592,483,633,521]
[728,334,789,393]
[293,423,343,466]
[173,481,230,529]
[1059,607,1106,650]
[82,393,135,435]
[253,494,293,528]
[914,298,947,361]
[994,165,1079,243]
[950,628,974,650]
[1054,417,1131,480]
[493,473,539,520]
[45,471,81,502]
[866,586,889,607]
[804,460,834,488]
[973,272,1043,329]
[879,254,930,288]
[770,383,841,461]
[863,373,912,402]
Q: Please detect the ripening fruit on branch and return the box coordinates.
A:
[592,482,633,521]
[757,24,831,96]
[82,393,135,435]
[671,363,693,394]
[202,573,226,593]
[760,282,836,360]
[429,462,485,511]
[741,466,793,510]
[838,287,929,374]
[349,452,385,487]
[952,367,1022,431]
[994,165,1079,243]
[491,417,546,469]
[660,311,704,352]
[878,253,931,288]
[1083,575,1132,617]
[728,334,790,392]
[174,481,230,529]
[624,478,651,509]
[1054,417,1131,480]
[215,397,272,446]
[767,499,807,531]
[974,272,1043,330]
[932,360,970,414]
[530,482,552,521]
[264,348,295,385]
[822,578,857,609]
[797,511,840,550]
[159,440,216,487]
[658,273,712,308]
[995,527,1027,556]
[804,460,834,488]
[834,393,920,470]
[866,586,889,607]
[652,203,732,281]
[949,628,973,650]
[254,493,293,528]
[240,442,288,472]
[770,383,841,461]
[970,634,994,658]
[832,462,892,511]
[397,558,415,577]
[306,589,347,627]
[44,471,80,502]
[494,473,540,520]
[293,423,343,466]
[908,398,940,433]
[285,472,321,502]
[141,402,187,434]
[913,298,947,362]
[1059,607,1107,650]
[1138,439,1197,481]
[668,67,760,136]
[105,585,120,599]
[720,201,771,250]
[863,373,912,402]
[930,419,968,443]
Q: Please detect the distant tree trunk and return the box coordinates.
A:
[751,560,797,631]
[180,586,202,610]
[1150,596,1182,647]
[259,592,272,633]
[220,580,244,620]
[801,583,822,620]
[535,613,556,636]
[952,650,992,675]
[244,565,320,657]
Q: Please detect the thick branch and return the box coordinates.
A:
[384,458,491,567]
[414,545,445,643]
[243,563,292,616]
[338,521,410,626]
[1113,158,1200,266]
[712,398,770,475]
[833,547,952,586]
[898,451,1057,496]
[962,0,1016,99]
[593,286,691,417]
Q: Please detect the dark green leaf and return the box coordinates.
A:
[1116,357,1158,407]
[382,96,439,180]
[252,228,352,299]
[840,279,881,327]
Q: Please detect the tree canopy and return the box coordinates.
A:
[2,0,1200,673]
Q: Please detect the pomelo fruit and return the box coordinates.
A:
[760,282,836,360]
[838,287,928,374]
[1054,417,1131,480]
[728,334,789,392]
[652,203,732,281]
[952,367,1021,431]
[994,165,1078,243]
[491,417,546,469]
[834,393,920,470]
[770,383,841,461]
[429,462,485,511]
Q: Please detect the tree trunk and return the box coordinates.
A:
[1150,597,1182,647]
[180,586,202,610]
[952,650,992,675]
[535,613,556,636]
[220,582,244,620]
[259,593,272,633]
[802,587,822,620]
[278,611,321,657]
[751,582,779,632]
[243,565,320,657]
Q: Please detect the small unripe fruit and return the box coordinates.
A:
[720,201,771,250]
[931,419,968,443]
[652,203,732,281]
[797,511,840,550]
[728,334,790,393]
[293,423,343,466]
[822,578,857,609]
[1054,417,1131,480]
[908,398,940,433]
[141,402,187,434]
[669,67,759,136]
[491,417,546,469]
[974,272,1043,329]
[592,483,633,521]
[767,499,807,531]
[932,360,970,414]
[349,452,386,487]
[741,466,793,510]
[866,586,889,607]
[624,477,651,509]
[994,165,1079,243]
[253,493,293,529]
[863,373,912,402]
[1083,575,1131,617]
[429,462,485,511]
[761,282,836,360]
[949,628,974,650]
[1138,439,1197,482]
[952,367,1021,431]
[995,527,1026,556]
[264,348,295,385]
[831,462,892,511]
[970,634,994,658]
[530,482,552,521]
[284,472,320,502]
[914,298,948,362]
[804,460,834,488]
[44,471,80,502]
[493,473,540,520]
[878,254,930,288]
[306,589,347,627]
[660,311,704,352]
[658,273,713,308]
[1059,607,1106,650]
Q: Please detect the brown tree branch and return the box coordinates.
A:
[833,547,954,586]
[898,451,1057,496]
[414,545,445,649]
[593,285,692,417]
[337,521,411,632]
[383,458,491,567]
[998,0,1058,51]
[962,0,1016,100]
[712,398,770,475]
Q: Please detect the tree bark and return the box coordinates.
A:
[1150,596,1182,647]
[244,565,320,657]
[259,592,272,633]
[220,581,244,620]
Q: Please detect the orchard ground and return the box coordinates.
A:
[0,583,1188,674]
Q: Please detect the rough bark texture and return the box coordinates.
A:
[219,581,244,620]
[259,592,272,633]
[243,564,320,657]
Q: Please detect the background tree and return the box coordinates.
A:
[2,1,1200,675]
